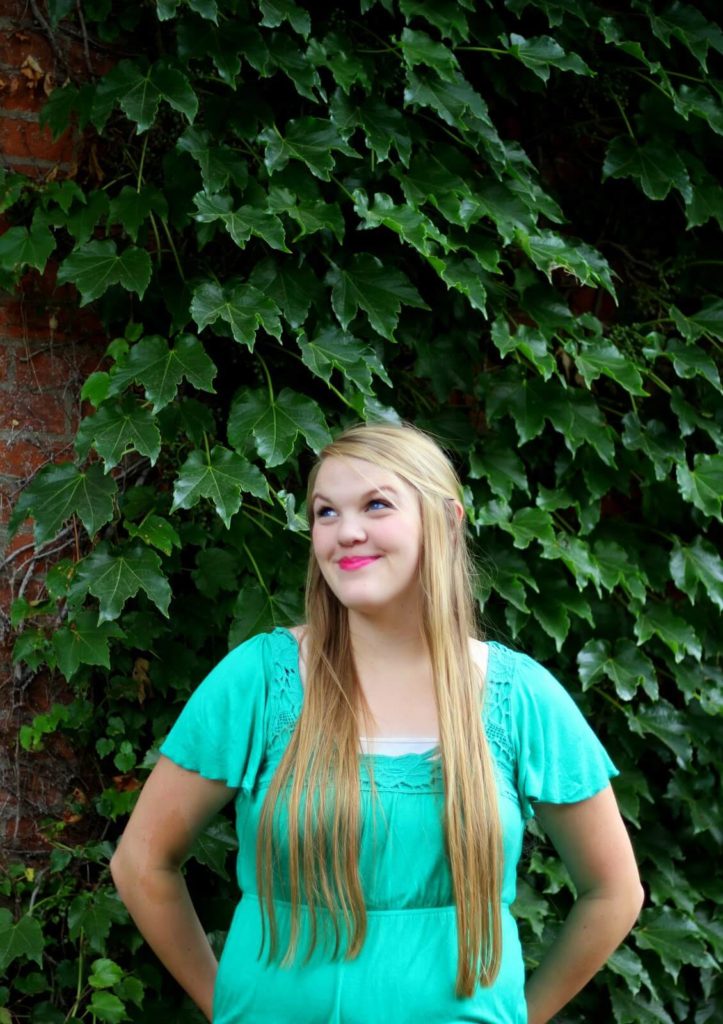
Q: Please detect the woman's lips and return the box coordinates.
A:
[337,556,381,571]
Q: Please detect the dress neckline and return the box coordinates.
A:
[272,626,495,764]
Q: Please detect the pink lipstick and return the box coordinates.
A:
[338,556,380,571]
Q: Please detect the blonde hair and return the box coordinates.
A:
[257,422,502,996]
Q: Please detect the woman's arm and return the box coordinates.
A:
[110,756,237,1022]
[524,785,644,1024]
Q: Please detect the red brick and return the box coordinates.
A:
[0,389,67,434]
[0,31,54,71]
[15,348,71,389]
[4,529,35,557]
[0,115,77,164]
[0,71,44,113]
[0,345,13,383]
[0,437,57,477]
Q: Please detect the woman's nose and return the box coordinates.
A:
[337,514,367,544]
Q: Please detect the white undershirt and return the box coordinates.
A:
[359,736,438,756]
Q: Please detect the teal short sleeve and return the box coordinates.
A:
[159,633,269,792]
[510,652,618,819]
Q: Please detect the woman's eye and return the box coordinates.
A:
[316,506,336,518]
[367,499,390,511]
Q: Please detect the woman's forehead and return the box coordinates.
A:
[313,455,410,496]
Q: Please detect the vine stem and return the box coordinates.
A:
[242,542,270,596]
[136,134,149,193]
[256,352,274,406]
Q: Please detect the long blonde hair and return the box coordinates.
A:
[257,422,502,996]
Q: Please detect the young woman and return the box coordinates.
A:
[111,422,643,1024]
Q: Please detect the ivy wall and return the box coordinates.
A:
[1,1,721,1021]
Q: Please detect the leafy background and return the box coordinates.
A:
[1,0,722,1021]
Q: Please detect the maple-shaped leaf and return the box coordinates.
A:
[248,257,319,328]
[171,445,270,528]
[109,334,216,412]
[193,192,288,251]
[0,218,55,274]
[9,463,116,546]
[228,387,332,467]
[298,326,390,394]
[177,126,248,192]
[0,910,44,972]
[191,280,281,349]
[326,253,428,340]
[74,542,172,622]
[259,117,358,180]
[57,239,151,305]
[53,610,125,679]
[75,396,161,470]
[107,184,168,242]
[95,59,197,134]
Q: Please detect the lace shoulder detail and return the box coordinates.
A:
[482,642,517,800]
[266,628,303,753]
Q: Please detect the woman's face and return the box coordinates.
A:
[310,456,424,619]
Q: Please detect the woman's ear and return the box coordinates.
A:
[452,500,465,524]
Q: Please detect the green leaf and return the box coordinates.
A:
[573,341,647,395]
[593,539,648,602]
[663,337,720,388]
[578,638,658,701]
[602,136,692,202]
[193,192,288,251]
[75,543,172,622]
[503,507,555,549]
[67,892,127,952]
[485,372,547,443]
[191,280,282,349]
[398,0,471,42]
[352,191,446,257]
[259,0,310,37]
[57,240,152,305]
[268,185,345,242]
[228,387,332,467]
[670,538,723,612]
[545,387,615,465]
[528,577,592,650]
[298,326,390,394]
[177,127,248,192]
[676,453,723,519]
[9,463,116,546]
[81,371,111,408]
[98,60,197,133]
[469,443,528,501]
[88,958,124,990]
[266,32,321,101]
[621,414,685,482]
[609,988,674,1024]
[171,446,270,528]
[487,548,539,612]
[673,83,723,136]
[491,318,556,380]
[431,254,488,314]
[248,257,319,328]
[109,334,217,412]
[399,28,459,80]
[331,93,412,165]
[635,603,702,663]
[107,185,168,242]
[0,911,44,971]
[518,230,616,295]
[53,610,124,679]
[126,514,181,556]
[0,220,55,274]
[671,299,723,343]
[636,907,717,981]
[88,992,128,1024]
[327,253,428,340]
[649,4,723,71]
[403,70,506,167]
[188,817,237,879]
[260,117,358,180]
[506,33,593,82]
[75,397,162,470]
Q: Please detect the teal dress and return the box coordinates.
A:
[160,628,617,1024]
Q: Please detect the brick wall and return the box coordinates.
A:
[1,4,107,859]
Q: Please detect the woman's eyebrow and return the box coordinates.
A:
[311,487,399,504]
